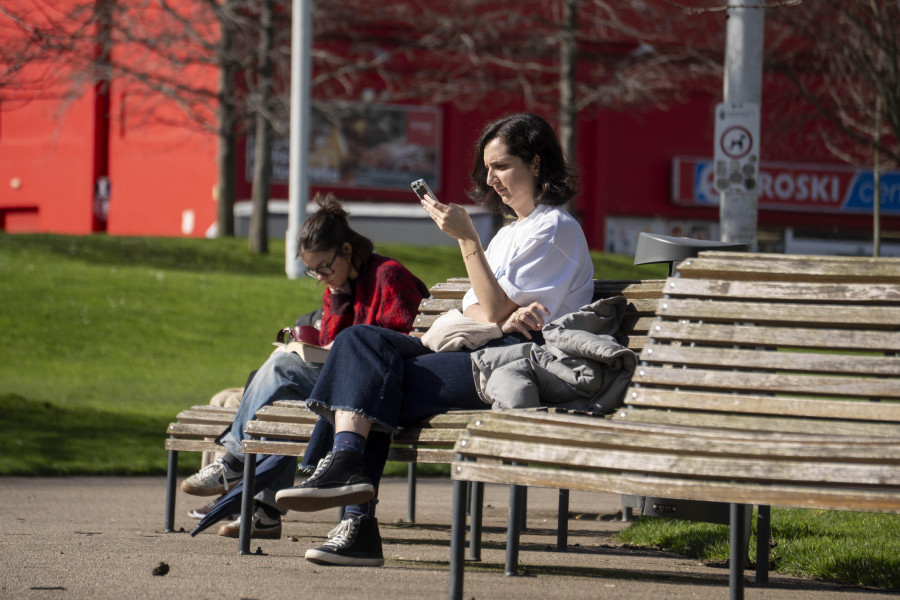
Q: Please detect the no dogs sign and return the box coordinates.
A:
[713,103,760,194]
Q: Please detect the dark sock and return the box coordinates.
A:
[343,498,376,520]
[258,502,282,520]
[333,431,367,454]
[222,453,243,471]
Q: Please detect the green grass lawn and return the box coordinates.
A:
[3,232,895,589]
[618,508,900,589]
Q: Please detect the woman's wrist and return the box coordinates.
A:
[459,239,481,260]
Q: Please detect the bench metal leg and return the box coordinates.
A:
[519,486,528,531]
[556,489,569,550]
[165,449,178,533]
[449,461,467,600]
[468,481,483,561]
[505,483,525,576]
[755,505,771,585]
[407,454,417,523]
[729,503,748,600]
[238,453,256,555]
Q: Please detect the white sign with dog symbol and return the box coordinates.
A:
[713,103,760,194]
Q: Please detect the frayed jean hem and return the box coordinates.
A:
[306,399,396,434]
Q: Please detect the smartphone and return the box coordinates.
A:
[410,179,437,202]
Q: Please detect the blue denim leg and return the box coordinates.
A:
[218,351,321,509]
[306,325,438,432]
[221,351,322,458]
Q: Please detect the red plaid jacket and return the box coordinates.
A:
[318,253,429,346]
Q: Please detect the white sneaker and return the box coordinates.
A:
[218,507,282,539]
[180,457,242,496]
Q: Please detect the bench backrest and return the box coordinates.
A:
[413,278,665,351]
[453,251,900,513]
[617,252,900,436]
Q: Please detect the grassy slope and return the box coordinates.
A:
[0,233,665,475]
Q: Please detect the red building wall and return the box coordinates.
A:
[0,92,99,234]
[106,94,219,237]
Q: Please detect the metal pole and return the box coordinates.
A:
[729,503,747,600]
[164,450,178,533]
[719,0,765,249]
[285,0,312,278]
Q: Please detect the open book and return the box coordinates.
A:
[272,325,330,363]
[273,340,330,364]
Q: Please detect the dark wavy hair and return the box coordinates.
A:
[467,113,577,216]
[297,193,374,275]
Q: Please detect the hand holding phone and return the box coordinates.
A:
[410,179,437,203]
[413,179,479,243]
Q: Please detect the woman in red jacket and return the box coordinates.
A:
[180,193,428,539]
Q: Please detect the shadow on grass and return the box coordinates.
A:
[0,393,197,476]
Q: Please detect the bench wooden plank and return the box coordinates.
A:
[633,366,900,399]
[453,463,900,514]
[166,423,231,437]
[165,439,224,453]
[613,408,900,437]
[458,437,900,486]
[664,278,900,304]
[639,345,900,376]
[649,321,900,352]
[658,298,900,327]
[678,253,900,283]
[465,416,900,460]
[626,388,900,421]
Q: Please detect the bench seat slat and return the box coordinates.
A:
[165,439,224,452]
[468,417,900,460]
[254,405,318,423]
[614,408,900,437]
[633,365,900,399]
[452,462,900,513]
[472,408,889,443]
[244,421,317,440]
[627,388,900,422]
[651,322,900,352]
[166,423,229,437]
[416,298,463,315]
[429,282,471,298]
[174,408,237,425]
[456,437,900,486]
[242,440,307,457]
[639,346,900,376]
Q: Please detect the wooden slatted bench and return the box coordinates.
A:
[235,277,666,552]
[448,251,900,600]
[164,405,238,532]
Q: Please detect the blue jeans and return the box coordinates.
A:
[220,351,331,510]
[306,324,531,518]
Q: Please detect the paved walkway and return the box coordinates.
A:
[0,477,894,599]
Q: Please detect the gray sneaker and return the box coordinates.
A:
[180,457,242,496]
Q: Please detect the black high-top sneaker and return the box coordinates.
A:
[305,515,384,567]
[275,451,374,512]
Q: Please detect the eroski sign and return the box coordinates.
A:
[673,157,900,216]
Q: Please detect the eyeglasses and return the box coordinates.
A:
[304,249,342,279]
